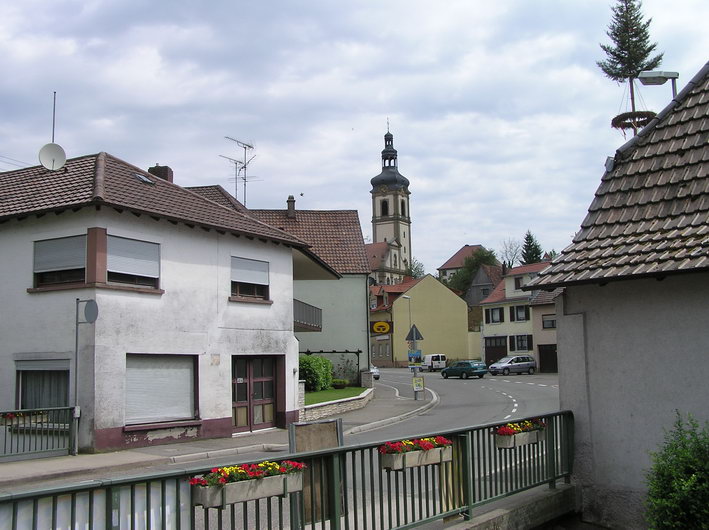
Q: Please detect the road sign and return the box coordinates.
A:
[412,377,424,392]
[405,325,424,341]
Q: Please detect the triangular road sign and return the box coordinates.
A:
[405,324,424,341]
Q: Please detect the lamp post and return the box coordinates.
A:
[638,70,679,98]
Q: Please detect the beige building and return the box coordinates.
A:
[370,275,469,367]
[529,288,562,372]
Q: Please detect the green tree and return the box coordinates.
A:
[446,248,498,293]
[405,256,426,279]
[597,0,663,116]
[520,230,543,265]
[645,412,709,528]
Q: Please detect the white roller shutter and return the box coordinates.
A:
[125,355,194,424]
[108,236,160,278]
[34,235,86,272]
[231,257,269,285]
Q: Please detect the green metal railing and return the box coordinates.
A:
[0,411,573,529]
[0,407,74,461]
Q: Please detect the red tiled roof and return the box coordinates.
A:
[248,208,370,275]
[479,280,506,305]
[530,287,564,306]
[0,153,307,247]
[364,242,391,271]
[530,61,709,289]
[186,185,248,213]
[481,264,503,287]
[438,244,484,271]
[507,262,551,277]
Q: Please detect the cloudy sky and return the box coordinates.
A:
[1,1,707,273]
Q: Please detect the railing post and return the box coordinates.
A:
[564,412,575,484]
[457,432,474,520]
[546,416,557,489]
[327,453,342,530]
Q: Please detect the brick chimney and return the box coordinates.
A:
[148,164,173,183]
[287,195,296,218]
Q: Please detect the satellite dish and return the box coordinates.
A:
[38,142,67,170]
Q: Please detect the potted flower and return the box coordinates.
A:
[378,436,453,471]
[494,419,546,449]
[190,460,306,508]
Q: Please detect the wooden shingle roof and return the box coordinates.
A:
[529,61,709,289]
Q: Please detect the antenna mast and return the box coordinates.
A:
[224,136,256,206]
[218,154,242,200]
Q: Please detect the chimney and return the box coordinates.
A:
[287,195,296,218]
[148,164,173,183]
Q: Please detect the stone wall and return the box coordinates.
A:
[299,388,374,422]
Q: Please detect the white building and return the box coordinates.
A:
[0,154,335,451]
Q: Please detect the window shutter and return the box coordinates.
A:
[509,306,516,322]
[125,355,194,424]
[34,235,86,272]
[107,236,160,278]
[509,336,515,351]
[524,306,530,321]
[231,257,269,285]
[485,309,490,324]
[500,309,505,322]
[527,335,533,350]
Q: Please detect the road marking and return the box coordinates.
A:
[504,414,511,419]
[515,381,522,384]
[512,399,517,403]
[538,384,547,387]
[527,382,535,385]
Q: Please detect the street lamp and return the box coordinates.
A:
[638,70,679,98]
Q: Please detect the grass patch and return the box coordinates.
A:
[304,387,366,406]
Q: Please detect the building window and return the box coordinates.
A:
[125,354,195,425]
[542,315,557,329]
[481,287,490,297]
[107,235,160,288]
[401,200,406,217]
[231,257,270,300]
[33,235,86,287]
[16,360,70,409]
[509,305,530,322]
[509,335,533,352]
[381,200,389,217]
[514,277,523,290]
[484,336,506,348]
[485,307,504,324]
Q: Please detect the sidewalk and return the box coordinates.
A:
[0,384,438,495]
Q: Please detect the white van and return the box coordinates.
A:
[422,354,447,372]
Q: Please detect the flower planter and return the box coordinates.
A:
[380,446,453,471]
[192,472,303,508]
[495,430,540,449]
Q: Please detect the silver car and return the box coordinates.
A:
[488,355,536,376]
[369,365,380,380]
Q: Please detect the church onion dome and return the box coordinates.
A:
[370,131,410,190]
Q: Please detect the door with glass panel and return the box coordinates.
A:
[231,356,275,432]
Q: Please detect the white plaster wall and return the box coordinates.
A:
[294,274,370,377]
[557,273,709,529]
[0,208,299,446]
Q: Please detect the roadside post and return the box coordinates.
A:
[406,325,424,400]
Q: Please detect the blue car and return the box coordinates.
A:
[441,360,487,379]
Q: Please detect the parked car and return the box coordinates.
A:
[441,360,487,379]
[488,355,536,376]
[369,365,380,380]
[422,354,447,372]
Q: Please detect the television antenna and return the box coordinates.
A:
[218,154,243,201]
[38,91,66,170]
[223,136,261,206]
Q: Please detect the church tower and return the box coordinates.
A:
[369,130,411,284]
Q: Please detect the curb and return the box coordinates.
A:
[344,386,439,435]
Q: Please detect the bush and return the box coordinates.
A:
[299,355,333,392]
[332,378,349,389]
[645,412,709,529]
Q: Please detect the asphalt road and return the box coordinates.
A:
[346,368,560,446]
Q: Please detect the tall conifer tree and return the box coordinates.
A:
[597,0,663,115]
[520,231,543,265]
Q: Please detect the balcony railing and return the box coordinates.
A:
[0,411,573,529]
[0,407,74,462]
[294,298,322,332]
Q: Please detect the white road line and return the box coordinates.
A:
[504,414,511,419]
[512,399,517,403]
[538,384,547,387]
[527,382,535,385]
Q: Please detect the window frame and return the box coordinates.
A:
[106,235,161,289]
[230,256,271,302]
[542,314,557,329]
[33,235,87,288]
